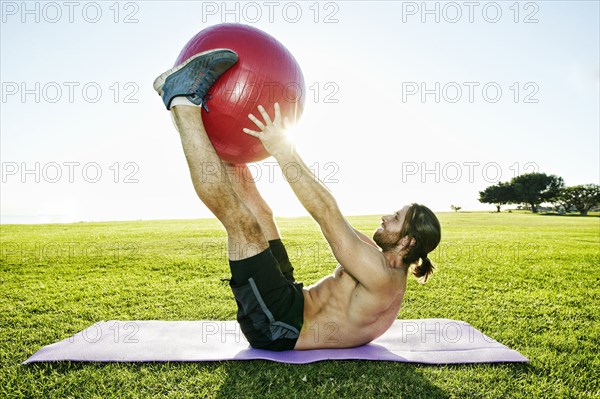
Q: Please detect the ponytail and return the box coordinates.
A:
[398,204,440,284]
[412,255,435,284]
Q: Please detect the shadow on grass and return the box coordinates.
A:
[214,360,452,399]
[23,359,453,398]
[20,353,536,398]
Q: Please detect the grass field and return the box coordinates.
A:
[1,212,599,398]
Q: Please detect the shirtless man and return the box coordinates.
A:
[154,49,441,351]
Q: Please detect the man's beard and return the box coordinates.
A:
[373,228,402,252]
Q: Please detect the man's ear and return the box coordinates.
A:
[398,235,416,256]
[400,235,416,248]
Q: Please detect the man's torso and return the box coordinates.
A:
[294,263,407,350]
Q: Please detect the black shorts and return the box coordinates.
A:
[229,240,304,351]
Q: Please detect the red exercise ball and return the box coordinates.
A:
[175,24,305,164]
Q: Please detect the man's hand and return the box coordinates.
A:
[243,103,293,158]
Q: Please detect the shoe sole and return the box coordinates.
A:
[153,48,236,96]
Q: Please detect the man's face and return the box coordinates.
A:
[373,205,410,251]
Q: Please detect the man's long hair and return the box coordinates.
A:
[401,203,441,283]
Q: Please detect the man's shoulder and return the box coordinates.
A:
[344,251,400,291]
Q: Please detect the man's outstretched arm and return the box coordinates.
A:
[243,104,392,292]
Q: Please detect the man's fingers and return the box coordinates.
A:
[283,116,291,130]
[247,113,265,130]
[257,105,272,126]
[243,127,261,138]
[274,102,282,124]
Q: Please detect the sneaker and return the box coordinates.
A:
[153,49,238,111]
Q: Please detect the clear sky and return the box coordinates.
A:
[1,0,599,223]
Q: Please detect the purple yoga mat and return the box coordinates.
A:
[23,318,528,364]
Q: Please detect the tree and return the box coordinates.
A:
[558,184,600,215]
[479,182,514,212]
[510,173,564,213]
[450,205,461,212]
[555,189,575,213]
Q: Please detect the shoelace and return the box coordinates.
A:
[190,70,217,112]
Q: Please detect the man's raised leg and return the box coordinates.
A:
[152,48,264,259]
[171,105,268,260]
[225,163,296,282]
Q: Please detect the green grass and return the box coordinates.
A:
[1,212,599,398]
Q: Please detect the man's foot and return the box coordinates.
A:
[153,49,238,111]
